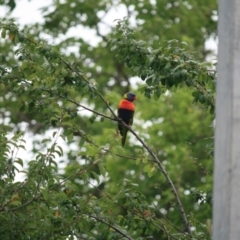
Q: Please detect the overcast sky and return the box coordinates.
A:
[0,0,217,52]
[0,0,131,46]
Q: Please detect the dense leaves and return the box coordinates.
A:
[110,19,215,113]
[0,0,217,239]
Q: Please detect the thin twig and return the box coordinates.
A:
[66,97,117,122]
[74,129,138,160]
[89,214,134,240]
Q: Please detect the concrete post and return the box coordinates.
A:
[213,1,240,239]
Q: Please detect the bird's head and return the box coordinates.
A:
[124,92,137,102]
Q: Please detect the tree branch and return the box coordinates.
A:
[89,215,134,240]
[127,126,192,234]
[59,57,191,235]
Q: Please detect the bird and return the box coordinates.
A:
[117,92,137,146]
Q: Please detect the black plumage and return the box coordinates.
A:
[117,92,136,146]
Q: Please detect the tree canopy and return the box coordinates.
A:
[0,0,217,239]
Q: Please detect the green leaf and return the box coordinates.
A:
[1,29,6,38]
[143,164,151,173]
[93,206,102,214]
[42,138,51,144]
[56,146,63,156]
[91,171,100,184]
[42,190,49,201]
[79,137,86,146]
[14,158,23,167]
[98,164,106,177]
[154,86,161,99]
[89,115,97,124]
[136,159,141,165]
[9,200,22,207]
[67,132,74,141]
[165,62,171,69]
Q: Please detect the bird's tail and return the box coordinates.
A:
[121,129,128,147]
[118,123,124,136]
[118,124,128,147]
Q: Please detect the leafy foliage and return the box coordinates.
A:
[111,19,215,113]
[0,1,217,239]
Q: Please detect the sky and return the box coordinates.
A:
[1,0,217,48]
[0,0,48,24]
[0,0,217,54]
[0,0,130,46]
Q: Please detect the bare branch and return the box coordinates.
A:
[89,215,134,240]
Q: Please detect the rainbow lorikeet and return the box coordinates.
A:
[117,92,137,146]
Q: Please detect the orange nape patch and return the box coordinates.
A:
[118,99,135,111]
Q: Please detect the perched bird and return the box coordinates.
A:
[117,92,137,146]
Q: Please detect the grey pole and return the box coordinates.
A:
[213,1,240,239]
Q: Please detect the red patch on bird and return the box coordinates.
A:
[118,99,135,111]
